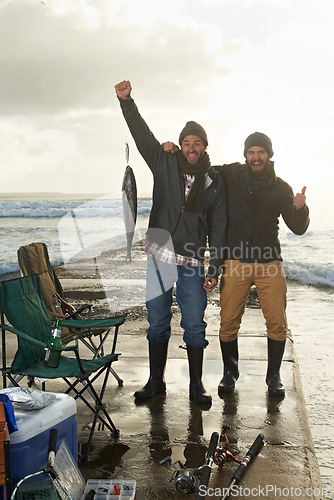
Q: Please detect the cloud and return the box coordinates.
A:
[0,0,333,210]
[0,0,230,116]
[0,117,78,191]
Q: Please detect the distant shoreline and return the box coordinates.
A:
[0,192,153,201]
[2,264,333,294]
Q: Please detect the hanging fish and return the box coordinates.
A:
[122,143,137,262]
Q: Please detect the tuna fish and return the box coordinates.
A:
[122,144,137,262]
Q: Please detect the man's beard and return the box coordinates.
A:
[248,158,271,179]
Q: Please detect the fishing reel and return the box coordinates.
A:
[159,456,199,494]
[214,425,242,469]
[160,427,241,494]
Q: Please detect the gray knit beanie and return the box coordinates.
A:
[244,132,273,158]
[179,121,208,147]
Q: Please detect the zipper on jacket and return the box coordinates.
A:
[171,173,216,237]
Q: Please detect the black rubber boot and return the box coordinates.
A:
[266,338,286,396]
[218,339,239,394]
[187,345,212,405]
[134,341,168,399]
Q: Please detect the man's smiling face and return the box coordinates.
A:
[181,135,206,165]
[246,146,271,179]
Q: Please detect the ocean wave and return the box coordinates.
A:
[0,199,332,290]
[0,199,152,218]
[284,262,334,288]
[0,261,20,276]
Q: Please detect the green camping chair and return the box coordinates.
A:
[0,274,125,461]
[17,242,124,385]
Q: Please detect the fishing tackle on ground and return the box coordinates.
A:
[214,425,242,469]
[160,431,219,495]
[220,433,264,500]
[196,431,219,499]
[159,456,196,494]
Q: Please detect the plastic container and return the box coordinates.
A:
[9,393,77,489]
[54,440,85,500]
[82,479,136,500]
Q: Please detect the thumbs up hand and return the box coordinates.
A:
[293,186,307,211]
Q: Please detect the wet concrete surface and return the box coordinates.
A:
[1,260,323,499]
[15,306,323,500]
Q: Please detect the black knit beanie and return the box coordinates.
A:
[244,132,273,158]
[179,121,208,147]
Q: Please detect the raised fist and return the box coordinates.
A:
[115,80,132,100]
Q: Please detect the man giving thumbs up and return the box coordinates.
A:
[213,133,310,397]
[293,186,307,210]
[164,132,310,397]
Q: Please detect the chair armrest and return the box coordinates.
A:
[55,293,92,317]
[1,324,79,354]
[0,323,46,348]
[62,317,125,329]
[62,345,78,352]
[66,303,92,319]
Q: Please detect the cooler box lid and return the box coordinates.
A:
[9,393,76,444]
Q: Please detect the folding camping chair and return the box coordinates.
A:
[17,242,124,385]
[0,274,125,461]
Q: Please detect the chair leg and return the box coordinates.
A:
[109,366,123,386]
[80,371,119,461]
[5,374,23,388]
[64,377,118,434]
[91,326,123,385]
[64,359,119,461]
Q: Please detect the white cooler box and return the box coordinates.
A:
[9,392,77,490]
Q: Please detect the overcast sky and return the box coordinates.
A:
[0,0,333,227]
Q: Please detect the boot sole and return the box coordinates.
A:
[218,384,235,394]
[218,387,235,396]
[268,387,285,396]
[189,392,212,405]
[134,385,166,399]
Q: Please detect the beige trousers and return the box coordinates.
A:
[219,260,288,342]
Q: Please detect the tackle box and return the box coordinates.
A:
[82,479,136,500]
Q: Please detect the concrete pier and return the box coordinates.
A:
[74,302,323,499]
[2,263,324,499]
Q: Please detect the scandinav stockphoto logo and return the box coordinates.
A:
[57,193,148,315]
[57,198,178,314]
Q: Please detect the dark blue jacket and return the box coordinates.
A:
[119,97,227,279]
[214,162,310,262]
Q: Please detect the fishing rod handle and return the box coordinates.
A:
[196,466,211,499]
[48,428,58,454]
[246,433,264,460]
[196,432,219,500]
[207,432,219,461]
[48,428,58,467]
[232,434,264,482]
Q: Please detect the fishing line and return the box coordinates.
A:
[152,256,166,295]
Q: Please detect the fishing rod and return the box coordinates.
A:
[196,426,243,499]
[196,432,219,499]
[160,431,219,495]
[220,433,264,500]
